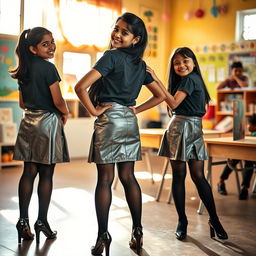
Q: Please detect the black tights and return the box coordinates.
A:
[171,159,218,222]
[95,161,142,235]
[18,162,55,224]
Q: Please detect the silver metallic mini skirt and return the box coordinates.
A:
[88,102,141,164]
[158,115,208,161]
[13,109,70,164]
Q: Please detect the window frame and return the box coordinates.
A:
[235,8,256,42]
[0,0,23,39]
[0,0,104,74]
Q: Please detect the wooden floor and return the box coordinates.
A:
[0,155,255,256]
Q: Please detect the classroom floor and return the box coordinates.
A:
[0,155,255,256]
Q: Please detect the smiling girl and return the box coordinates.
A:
[9,27,70,244]
[147,47,228,241]
[75,12,165,256]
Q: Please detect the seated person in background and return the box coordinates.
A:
[217,114,256,200]
[217,61,248,90]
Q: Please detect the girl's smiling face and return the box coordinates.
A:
[111,19,140,49]
[173,54,195,77]
[29,33,56,60]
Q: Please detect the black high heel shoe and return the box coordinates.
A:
[34,220,57,243]
[16,218,34,243]
[129,227,143,255]
[208,219,228,240]
[175,220,188,240]
[91,231,112,256]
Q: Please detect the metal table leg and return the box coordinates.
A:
[156,158,169,202]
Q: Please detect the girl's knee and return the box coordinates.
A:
[119,173,136,185]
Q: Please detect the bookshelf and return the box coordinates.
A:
[216,88,256,125]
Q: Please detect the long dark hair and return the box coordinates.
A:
[114,12,148,64]
[168,47,211,105]
[89,12,148,106]
[9,27,52,84]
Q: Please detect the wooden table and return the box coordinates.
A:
[139,129,226,202]
[140,128,227,148]
[139,129,165,185]
[198,136,256,214]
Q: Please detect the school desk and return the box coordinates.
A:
[139,128,226,202]
[197,136,256,214]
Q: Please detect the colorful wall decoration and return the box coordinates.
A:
[0,39,18,99]
[193,40,256,101]
[192,40,256,55]
[140,5,159,58]
[197,52,228,100]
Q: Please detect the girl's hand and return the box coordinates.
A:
[95,104,113,116]
[129,106,137,114]
[227,75,236,81]
[146,66,158,82]
[61,113,69,125]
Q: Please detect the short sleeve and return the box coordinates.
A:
[144,72,154,85]
[93,50,114,77]
[178,76,195,95]
[45,63,61,87]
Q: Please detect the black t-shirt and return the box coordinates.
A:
[19,55,61,114]
[172,72,206,117]
[93,49,154,106]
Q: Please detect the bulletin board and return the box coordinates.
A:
[140,5,160,58]
[192,40,256,101]
[197,52,228,100]
[0,39,18,99]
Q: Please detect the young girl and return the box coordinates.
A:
[147,47,228,241]
[75,12,165,256]
[9,27,70,244]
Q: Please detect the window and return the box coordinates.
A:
[0,0,119,47]
[236,9,256,41]
[53,0,118,48]
[62,52,92,98]
[0,0,21,35]
[0,0,120,102]
[0,0,44,36]
[23,0,43,30]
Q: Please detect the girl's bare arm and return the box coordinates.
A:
[146,66,187,110]
[74,69,112,116]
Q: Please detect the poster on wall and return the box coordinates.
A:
[193,41,256,101]
[0,39,19,99]
[140,5,160,58]
[197,52,228,100]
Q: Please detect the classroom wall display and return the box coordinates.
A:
[0,39,18,99]
[140,5,159,58]
[192,40,256,55]
[192,40,256,101]
[0,123,17,143]
[0,108,13,123]
[197,52,228,100]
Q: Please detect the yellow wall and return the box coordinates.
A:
[167,0,256,53]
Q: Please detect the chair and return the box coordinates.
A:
[227,159,255,195]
